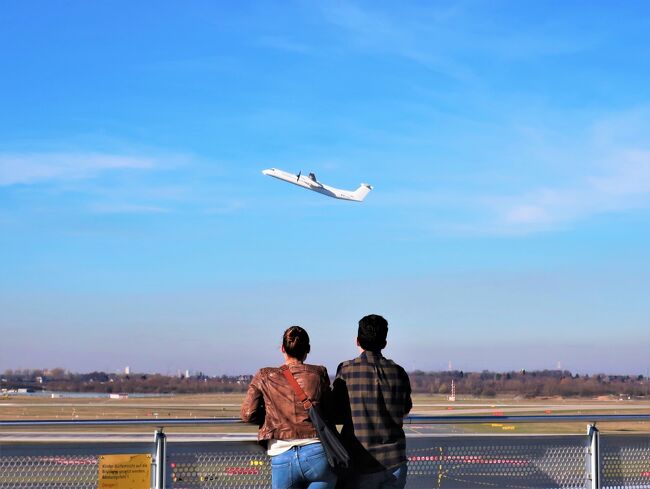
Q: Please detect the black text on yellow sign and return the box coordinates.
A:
[98,454,151,489]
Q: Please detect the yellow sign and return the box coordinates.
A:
[98,454,151,489]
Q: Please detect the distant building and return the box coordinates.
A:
[124,366,131,375]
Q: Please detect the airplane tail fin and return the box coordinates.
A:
[352,183,373,201]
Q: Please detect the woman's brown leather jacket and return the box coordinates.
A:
[240,363,331,442]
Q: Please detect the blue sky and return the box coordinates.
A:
[1,1,649,376]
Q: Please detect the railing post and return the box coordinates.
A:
[587,423,601,489]
[154,427,167,489]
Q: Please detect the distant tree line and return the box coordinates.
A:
[1,369,251,394]
[409,370,649,398]
[2,368,649,397]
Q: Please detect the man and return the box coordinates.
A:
[332,314,412,489]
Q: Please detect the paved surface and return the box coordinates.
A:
[413,404,650,416]
[3,401,649,411]
[0,429,538,442]
[0,432,258,442]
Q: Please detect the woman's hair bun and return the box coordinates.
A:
[283,326,310,360]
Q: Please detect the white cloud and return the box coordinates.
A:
[320,2,474,81]
[257,36,310,54]
[495,149,650,233]
[0,150,249,218]
[319,2,590,83]
[505,205,550,225]
[0,152,154,186]
[88,203,169,214]
[588,150,650,195]
[372,107,650,237]
[203,200,246,215]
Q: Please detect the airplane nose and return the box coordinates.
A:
[262,169,272,175]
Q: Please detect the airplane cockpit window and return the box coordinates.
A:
[309,172,317,181]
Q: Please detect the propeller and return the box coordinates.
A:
[296,171,301,182]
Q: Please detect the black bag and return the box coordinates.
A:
[280,365,350,474]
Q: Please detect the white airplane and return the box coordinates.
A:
[262,168,373,202]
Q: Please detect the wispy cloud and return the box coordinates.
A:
[496,149,650,231]
[0,149,252,219]
[203,200,246,215]
[319,2,594,83]
[468,108,650,235]
[319,2,475,81]
[88,203,170,215]
[257,36,311,54]
[373,108,650,237]
[0,152,154,186]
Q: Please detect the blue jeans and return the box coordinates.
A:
[347,463,408,489]
[270,442,338,489]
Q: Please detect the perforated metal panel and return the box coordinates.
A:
[0,454,97,488]
[166,436,590,489]
[0,443,154,489]
[168,441,270,488]
[1,434,650,488]
[601,434,650,488]
[406,436,588,489]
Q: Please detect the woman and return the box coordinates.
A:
[241,326,337,489]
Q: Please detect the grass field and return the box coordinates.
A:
[1,393,650,434]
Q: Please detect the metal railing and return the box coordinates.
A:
[1,413,650,427]
[1,414,650,489]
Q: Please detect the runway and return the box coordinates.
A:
[3,401,649,411]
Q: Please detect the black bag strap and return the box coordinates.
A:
[280,365,314,410]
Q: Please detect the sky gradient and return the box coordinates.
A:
[1,1,649,376]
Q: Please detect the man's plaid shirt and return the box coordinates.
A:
[332,351,412,473]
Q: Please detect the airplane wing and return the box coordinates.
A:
[306,172,323,188]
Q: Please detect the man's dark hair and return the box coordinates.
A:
[283,325,311,360]
[357,314,388,352]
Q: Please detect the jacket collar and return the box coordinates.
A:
[360,350,384,362]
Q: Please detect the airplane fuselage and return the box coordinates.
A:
[262,168,372,202]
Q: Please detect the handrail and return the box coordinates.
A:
[405,414,650,424]
[1,413,649,428]
[0,417,242,427]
